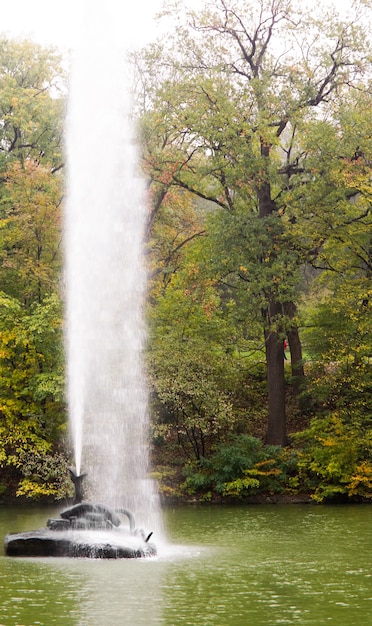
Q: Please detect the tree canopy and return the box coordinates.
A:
[0,37,68,500]
[139,0,372,448]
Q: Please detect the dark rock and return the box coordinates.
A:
[4,529,156,558]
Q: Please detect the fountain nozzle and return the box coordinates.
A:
[68,468,87,504]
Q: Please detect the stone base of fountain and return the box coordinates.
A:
[4,502,156,559]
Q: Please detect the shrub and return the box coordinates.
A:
[293,412,372,502]
[16,450,72,501]
[182,434,294,498]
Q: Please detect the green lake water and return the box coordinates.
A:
[0,504,371,625]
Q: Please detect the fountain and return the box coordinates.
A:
[4,470,156,558]
[4,3,162,558]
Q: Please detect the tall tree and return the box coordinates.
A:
[0,38,66,496]
[140,0,371,445]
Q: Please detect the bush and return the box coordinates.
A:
[182,435,295,499]
[293,412,372,502]
[16,450,72,501]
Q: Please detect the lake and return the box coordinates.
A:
[0,503,371,625]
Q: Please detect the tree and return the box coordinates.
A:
[0,38,66,497]
[0,160,63,305]
[0,37,65,173]
[140,0,371,445]
[146,185,206,295]
[148,240,248,461]
[0,38,65,307]
[294,89,372,403]
[0,291,66,495]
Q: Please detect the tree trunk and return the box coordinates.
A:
[284,302,305,398]
[257,142,288,446]
[264,304,287,446]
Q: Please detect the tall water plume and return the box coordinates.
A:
[64,2,160,532]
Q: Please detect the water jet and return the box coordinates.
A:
[4,3,162,558]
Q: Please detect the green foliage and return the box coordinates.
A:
[207,207,302,320]
[149,334,237,460]
[0,484,7,498]
[293,412,372,502]
[0,160,63,304]
[141,0,371,447]
[0,38,67,499]
[0,420,51,470]
[148,226,258,459]
[149,466,181,499]
[0,37,65,171]
[0,292,65,420]
[16,450,72,500]
[182,435,293,498]
[148,234,273,461]
[0,287,65,490]
[0,416,71,500]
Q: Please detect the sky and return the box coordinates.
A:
[1,0,166,51]
[0,0,358,53]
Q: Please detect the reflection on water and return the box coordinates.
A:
[1,505,372,625]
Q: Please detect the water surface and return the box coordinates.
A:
[1,504,371,625]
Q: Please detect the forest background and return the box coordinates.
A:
[0,0,371,505]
